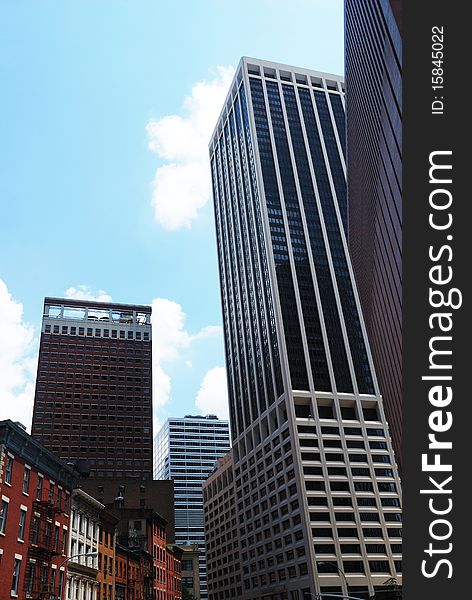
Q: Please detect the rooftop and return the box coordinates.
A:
[209,55,343,148]
[44,296,152,314]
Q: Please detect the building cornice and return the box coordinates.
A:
[0,420,77,488]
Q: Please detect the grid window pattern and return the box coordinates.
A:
[208,57,402,600]
[31,299,153,479]
[154,417,231,600]
[346,0,403,470]
[203,452,242,600]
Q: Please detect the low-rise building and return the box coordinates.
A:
[180,544,200,599]
[66,489,104,600]
[80,478,175,543]
[0,419,76,600]
[97,509,118,600]
[115,544,153,600]
[111,507,181,600]
[166,545,183,600]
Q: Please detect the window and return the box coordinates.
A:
[31,517,39,544]
[62,530,68,555]
[366,544,386,554]
[36,476,43,501]
[26,564,36,596]
[369,560,390,573]
[363,407,378,421]
[18,510,27,541]
[318,405,334,419]
[343,561,365,573]
[23,467,31,494]
[341,406,357,420]
[51,569,57,594]
[11,557,21,596]
[54,524,60,551]
[5,455,13,485]
[57,571,64,600]
[0,498,8,534]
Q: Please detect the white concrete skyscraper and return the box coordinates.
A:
[208,57,402,599]
[154,415,231,599]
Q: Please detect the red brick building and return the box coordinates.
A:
[111,507,182,600]
[165,546,183,600]
[0,420,76,600]
[115,544,153,600]
[97,509,118,600]
[31,297,153,480]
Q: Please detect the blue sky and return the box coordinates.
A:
[0,0,343,431]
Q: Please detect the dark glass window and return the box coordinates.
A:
[249,77,309,391]
[298,87,374,394]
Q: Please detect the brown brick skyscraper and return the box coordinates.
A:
[31,297,153,479]
[345,0,403,471]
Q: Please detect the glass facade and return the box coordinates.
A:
[154,416,231,600]
[211,59,376,433]
[209,57,402,600]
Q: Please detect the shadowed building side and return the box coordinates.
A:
[345,0,403,471]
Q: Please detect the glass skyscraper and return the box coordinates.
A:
[154,415,231,599]
[209,57,402,599]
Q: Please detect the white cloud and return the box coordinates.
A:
[153,363,171,409]
[151,298,222,412]
[195,366,229,420]
[65,285,112,302]
[0,279,38,430]
[146,65,235,230]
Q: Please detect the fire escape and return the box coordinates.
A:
[118,531,155,600]
[24,489,64,600]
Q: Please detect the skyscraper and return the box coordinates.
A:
[154,415,231,600]
[31,297,153,480]
[209,57,402,599]
[345,0,403,470]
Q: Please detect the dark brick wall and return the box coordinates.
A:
[346,0,403,471]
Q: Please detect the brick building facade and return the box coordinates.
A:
[80,479,175,544]
[0,420,76,600]
[165,546,183,600]
[31,298,153,480]
[97,509,118,600]
[112,507,182,600]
